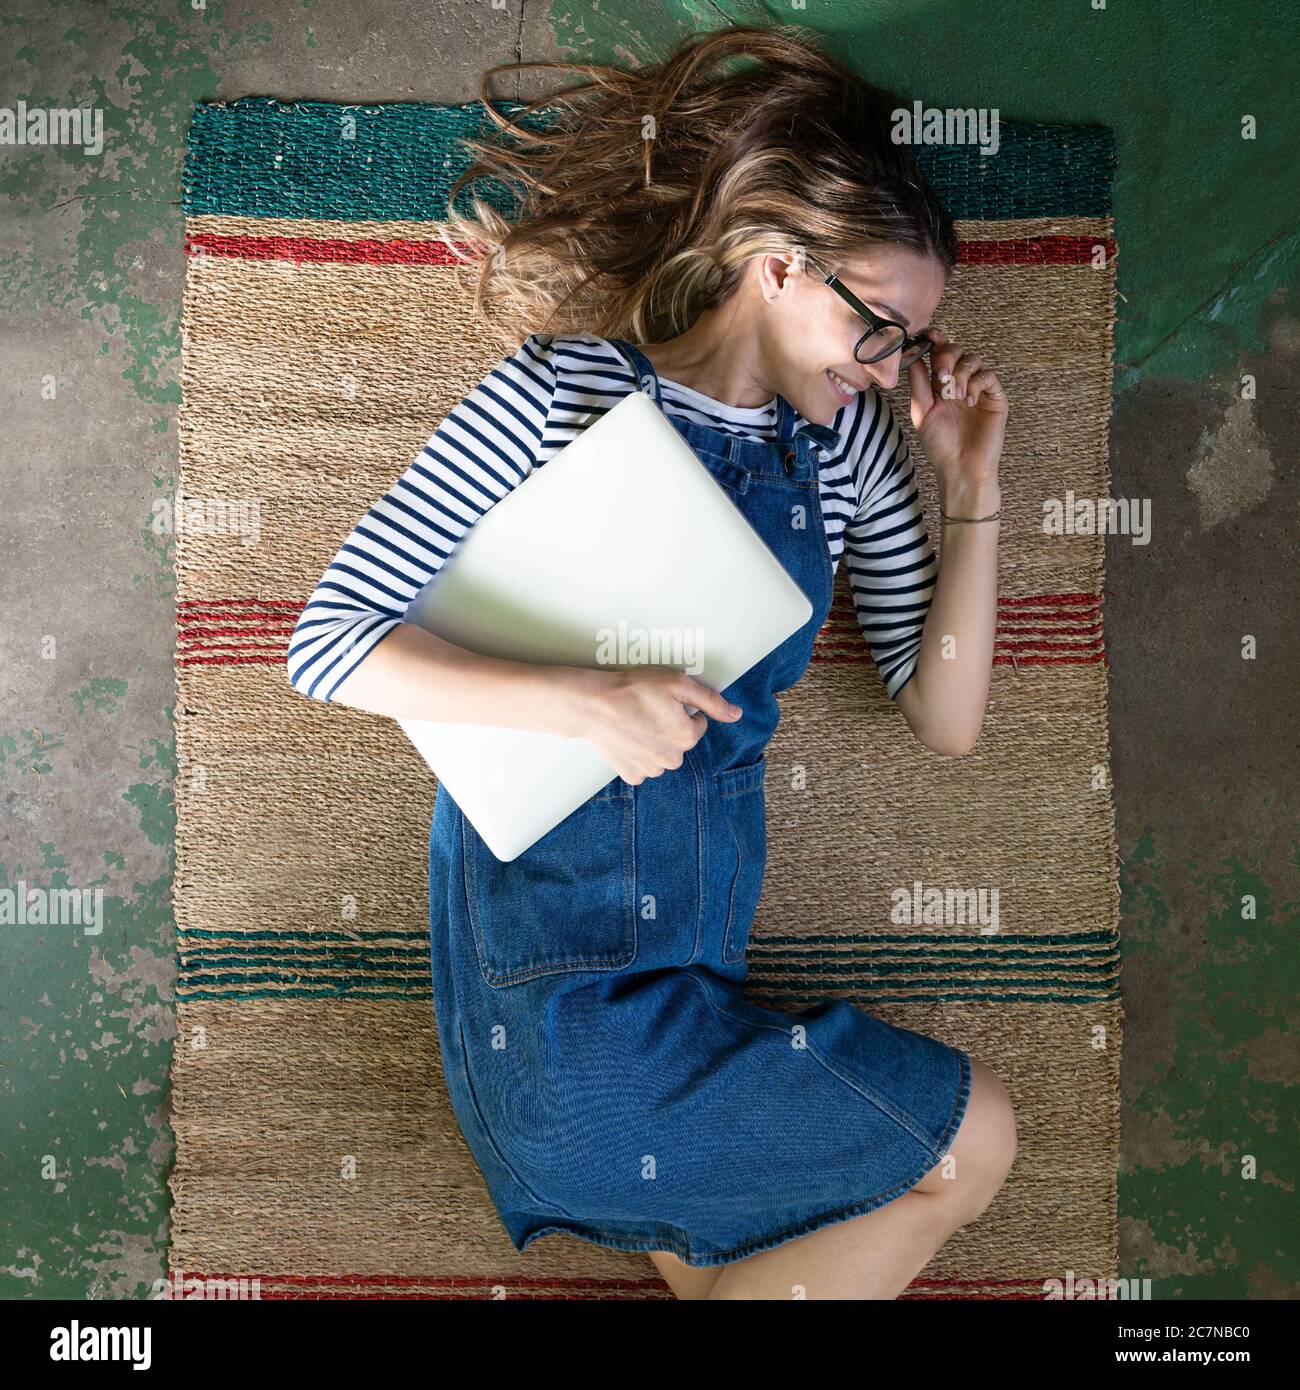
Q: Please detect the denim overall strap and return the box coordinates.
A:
[606,338,664,411]
[790,412,840,483]
[780,402,841,487]
[774,392,797,445]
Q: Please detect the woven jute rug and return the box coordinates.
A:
[170,98,1120,1299]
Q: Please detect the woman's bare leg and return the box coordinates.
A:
[648,1250,724,1300]
[703,1184,958,1300]
[703,1058,1016,1300]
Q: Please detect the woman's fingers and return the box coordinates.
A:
[919,330,1005,411]
[966,367,1008,409]
[931,334,978,402]
[908,353,935,427]
[940,351,982,401]
[926,327,959,398]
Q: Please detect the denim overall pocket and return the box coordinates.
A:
[717,755,768,964]
[462,780,638,987]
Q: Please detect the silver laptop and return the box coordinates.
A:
[399,386,811,860]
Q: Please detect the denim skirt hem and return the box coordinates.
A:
[505,1047,974,1270]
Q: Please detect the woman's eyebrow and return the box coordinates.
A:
[838,274,915,330]
[850,286,911,329]
[875,300,910,328]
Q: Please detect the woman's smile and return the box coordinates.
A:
[826,365,865,405]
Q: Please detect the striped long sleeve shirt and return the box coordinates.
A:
[287,332,937,704]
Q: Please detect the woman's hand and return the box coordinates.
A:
[906,327,1008,504]
[563,667,742,784]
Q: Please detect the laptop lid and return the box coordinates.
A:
[398,387,812,860]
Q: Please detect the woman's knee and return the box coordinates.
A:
[937,1058,1018,1216]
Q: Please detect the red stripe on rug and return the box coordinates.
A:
[185,231,1110,270]
[178,640,290,653]
[178,624,298,639]
[997,592,1102,609]
[175,656,289,667]
[823,593,1101,623]
[816,621,1102,642]
[994,651,1109,666]
[177,600,304,663]
[994,621,1104,636]
[815,588,1105,664]
[957,235,1116,265]
[812,651,1107,666]
[177,593,1106,668]
[177,598,306,611]
[186,231,468,266]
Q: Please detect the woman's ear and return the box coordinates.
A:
[758,250,800,304]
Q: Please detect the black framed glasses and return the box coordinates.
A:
[800,252,934,368]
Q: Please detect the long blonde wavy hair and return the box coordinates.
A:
[443,23,956,352]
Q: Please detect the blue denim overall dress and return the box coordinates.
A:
[427,337,973,1268]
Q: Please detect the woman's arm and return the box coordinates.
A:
[327,622,742,783]
[326,621,590,733]
[287,334,555,705]
[893,476,1001,756]
[893,327,1008,756]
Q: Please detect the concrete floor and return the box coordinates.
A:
[2,1,1295,1299]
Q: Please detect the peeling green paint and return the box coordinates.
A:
[0,727,65,776]
[1120,833,1299,1297]
[131,733,177,777]
[2,682,177,1293]
[121,780,175,850]
[136,506,176,600]
[39,841,69,870]
[0,0,276,407]
[0,867,174,1299]
[69,676,128,716]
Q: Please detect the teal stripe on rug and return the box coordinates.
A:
[183,98,1115,223]
[173,984,1118,1004]
[174,942,1120,1001]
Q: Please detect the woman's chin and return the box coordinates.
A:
[811,395,842,427]
[789,376,848,427]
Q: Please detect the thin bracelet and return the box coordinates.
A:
[940,506,1001,525]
